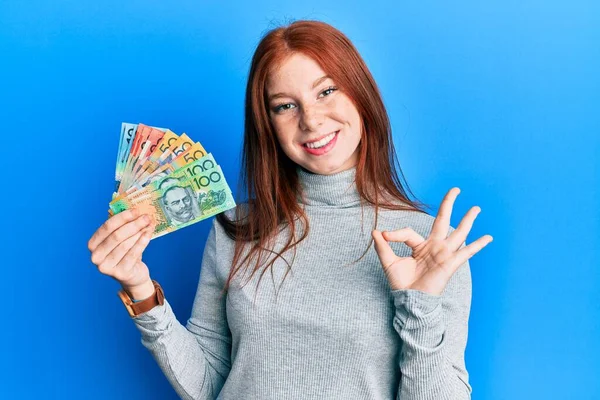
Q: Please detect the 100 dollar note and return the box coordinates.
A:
[110,165,236,239]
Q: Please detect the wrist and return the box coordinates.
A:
[117,280,165,318]
[123,279,155,301]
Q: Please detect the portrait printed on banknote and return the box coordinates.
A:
[160,185,201,226]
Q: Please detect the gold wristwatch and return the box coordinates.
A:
[118,280,165,318]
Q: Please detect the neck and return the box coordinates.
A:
[296,165,362,207]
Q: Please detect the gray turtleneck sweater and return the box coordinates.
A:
[131,166,473,399]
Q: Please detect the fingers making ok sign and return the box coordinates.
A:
[372,187,493,296]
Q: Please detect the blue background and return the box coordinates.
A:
[1,0,598,399]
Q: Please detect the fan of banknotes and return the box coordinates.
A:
[108,122,236,239]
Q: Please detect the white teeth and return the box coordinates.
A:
[305,132,337,149]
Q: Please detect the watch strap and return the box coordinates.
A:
[118,280,165,317]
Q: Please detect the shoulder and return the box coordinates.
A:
[223,202,251,222]
[210,202,252,245]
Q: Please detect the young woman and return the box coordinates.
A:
[88,20,492,400]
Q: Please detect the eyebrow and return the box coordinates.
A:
[268,75,332,101]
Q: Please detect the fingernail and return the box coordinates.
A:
[143,215,151,224]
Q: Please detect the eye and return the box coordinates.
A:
[318,86,338,98]
[273,103,296,114]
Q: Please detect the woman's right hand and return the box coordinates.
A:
[87,208,156,300]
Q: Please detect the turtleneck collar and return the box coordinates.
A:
[296,165,362,207]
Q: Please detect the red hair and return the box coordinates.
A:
[216,20,431,297]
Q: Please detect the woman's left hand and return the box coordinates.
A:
[372,187,493,296]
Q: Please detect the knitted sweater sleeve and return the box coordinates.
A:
[391,244,473,400]
[130,219,232,400]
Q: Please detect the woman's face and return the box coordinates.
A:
[266,53,362,175]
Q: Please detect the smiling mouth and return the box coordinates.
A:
[303,130,339,149]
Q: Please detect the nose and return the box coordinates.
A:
[299,104,324,132]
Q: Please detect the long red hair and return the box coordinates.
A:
[216,20,431,296]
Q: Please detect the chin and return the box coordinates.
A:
[298,160,350,176]
[289,144,359,175]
